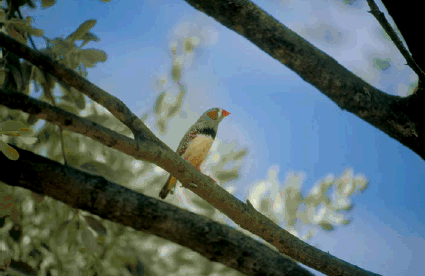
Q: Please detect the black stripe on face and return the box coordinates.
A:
[198,127,217,139]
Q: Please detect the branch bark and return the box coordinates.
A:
[0,147,314,276]
[182,0,425,161]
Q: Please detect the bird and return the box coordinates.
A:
[159,107,230,199]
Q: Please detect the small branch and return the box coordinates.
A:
[0,147,314,276]
[379,0,425,74]
[366,0,425,83]
[0,89,380,276]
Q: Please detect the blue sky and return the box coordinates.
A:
[20,0,424,275]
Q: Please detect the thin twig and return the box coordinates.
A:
[366,0,425,83]
[16,7,69,165]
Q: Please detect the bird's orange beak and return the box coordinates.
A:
[222,109,230,117]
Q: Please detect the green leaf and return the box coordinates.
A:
[66,20,97,43]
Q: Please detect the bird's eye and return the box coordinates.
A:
[206,110,219,120]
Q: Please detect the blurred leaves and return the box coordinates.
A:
[41,0,56,8]
[0,194,14,217]
[247,167,368,241]
[7,16,44,38]
[80,228,98,252]
[65,20,96,44]
[372,57,391,71]
[0,120,36,160]
[84,215,107,236]
[153,90,185,135]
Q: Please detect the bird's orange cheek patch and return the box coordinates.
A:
[206,110,218,120]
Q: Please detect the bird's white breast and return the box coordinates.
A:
[182,134,214,168]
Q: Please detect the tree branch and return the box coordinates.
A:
[0,89,380,276]
[182,0,425,161]
[0,147,314,276]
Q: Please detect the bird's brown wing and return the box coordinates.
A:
[159,135,214,199]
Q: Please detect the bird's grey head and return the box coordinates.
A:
[194,107,230,132]
[200,107,229,124]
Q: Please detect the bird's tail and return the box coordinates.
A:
[159,175,178,199]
